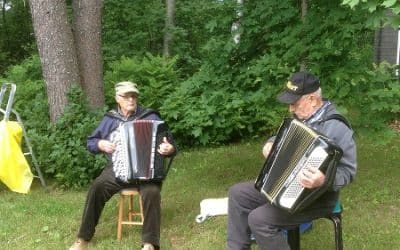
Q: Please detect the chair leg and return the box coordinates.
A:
[328,215,343,250]
[286,213,343,250]
[117,194,124,240]
[287,227,300,250]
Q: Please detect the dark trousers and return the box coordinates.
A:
[77,166,162,247]
[227,181,311,250]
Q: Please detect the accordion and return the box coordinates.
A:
[110,120,171,183]
[255,118,343,214]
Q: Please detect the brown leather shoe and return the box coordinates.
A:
[69,238,89,250]
[142,243,155,250]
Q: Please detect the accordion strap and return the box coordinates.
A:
[322,114,352,130]
[136,108,161,120]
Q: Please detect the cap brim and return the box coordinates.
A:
[116,87,139,95]
[277,91,302,104]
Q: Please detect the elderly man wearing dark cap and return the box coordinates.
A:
[70,81,176,250]
[226,72,357,250]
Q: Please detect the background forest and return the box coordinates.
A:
[0,0,399,188]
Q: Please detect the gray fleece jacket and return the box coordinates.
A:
[266,100,357,213]
[304,101,357,192]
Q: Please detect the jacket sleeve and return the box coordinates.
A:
[87,116,117,154]
[322,120,357,191]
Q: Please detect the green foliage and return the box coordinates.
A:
[160,0,379,146]
[0,0,36,74]
[161,56,288,146]
[347,63,400,138]
[342,0,400,28]
[1,55,48,131]
[102,0,165,66]
[172,0,236,75]
[33,85,107,188]
[104,53,181,111]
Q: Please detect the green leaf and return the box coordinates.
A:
[382,0,397,8]
[342,0,361,8]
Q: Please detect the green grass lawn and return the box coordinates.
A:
[1,133,399,249]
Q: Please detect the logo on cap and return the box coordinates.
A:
[286,81,298,91]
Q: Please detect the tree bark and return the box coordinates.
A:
[29,0,80,122]
[163,0,175,57]
[72,0,104,108]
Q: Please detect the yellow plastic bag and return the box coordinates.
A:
[0,120,33,194]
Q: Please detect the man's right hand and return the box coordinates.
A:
[98,139,116,153]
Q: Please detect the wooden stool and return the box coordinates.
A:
[117,188,144,240]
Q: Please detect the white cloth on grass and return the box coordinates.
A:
[195,197,228,223]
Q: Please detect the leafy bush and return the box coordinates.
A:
[161,54,290,146]
[346,63,400,140]
[1,55,48,132]
[104,53,181,112]
[32,85,108,188]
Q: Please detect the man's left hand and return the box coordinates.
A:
[158,137,175,155]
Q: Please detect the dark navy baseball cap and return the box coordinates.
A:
[277,71,320,104]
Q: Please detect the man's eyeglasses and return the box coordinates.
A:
[118,94,137,100]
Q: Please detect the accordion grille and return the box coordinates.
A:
[265,120,317,200]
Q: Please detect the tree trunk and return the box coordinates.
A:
[72,0,104,108]
[231,0,243,45]
[163,0,175,57]
[29,0,80,122]
[1,0,9,52]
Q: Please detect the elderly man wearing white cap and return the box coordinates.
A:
[70,81,176,250]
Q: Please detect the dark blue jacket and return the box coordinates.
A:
[87,106,163,157]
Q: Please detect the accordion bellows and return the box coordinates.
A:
[110,120,168,182]
[255,118,343,214]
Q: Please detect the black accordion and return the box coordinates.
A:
[255,118,343,214]
[110,120,171,182]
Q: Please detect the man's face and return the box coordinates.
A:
[116,92,137,115]
[289,94,315,120]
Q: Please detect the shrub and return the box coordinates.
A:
[104,53,181,111]
[32,85,108,188]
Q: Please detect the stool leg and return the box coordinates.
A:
[287,227,300,250]
[128,194,133,221]
[138,194,144,223]
[117,194,124,240]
